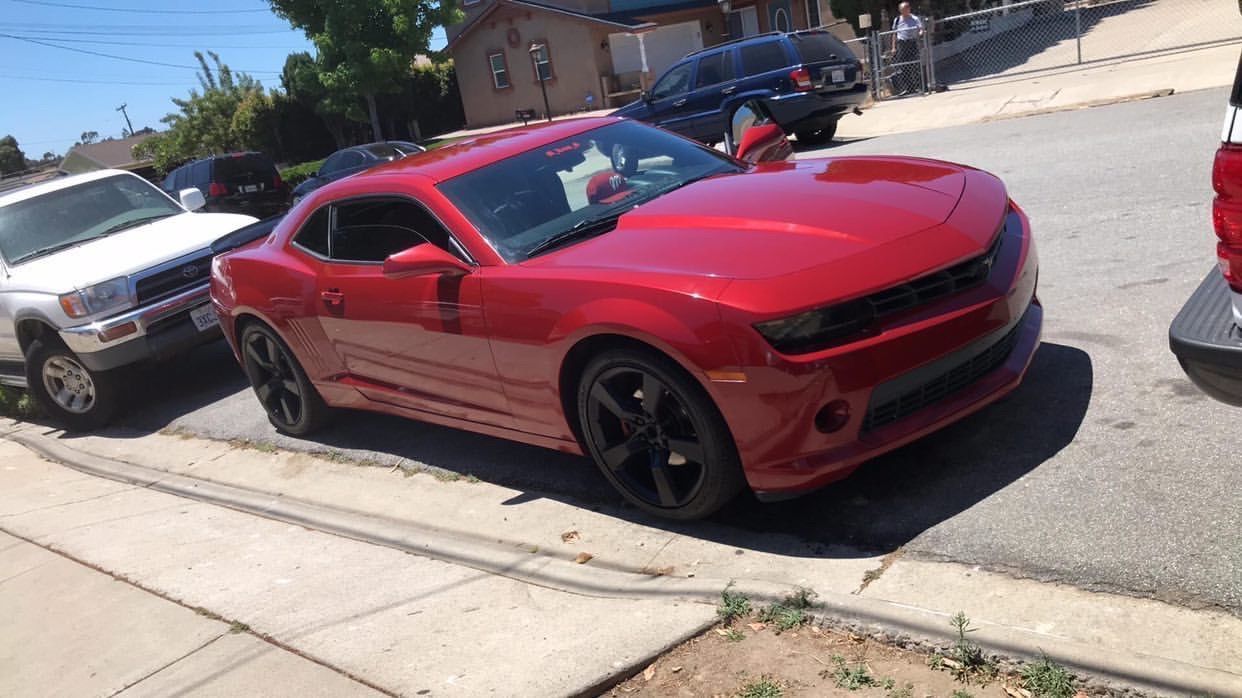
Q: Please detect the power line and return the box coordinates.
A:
[0,72,191,85]
[0,25,292,35]
[0,34,282,74]
[0,35,306,49]
[8,0,271,14]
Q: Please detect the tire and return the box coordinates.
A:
[239,322,331,436]
[795,121,838,146]
[24,337,121,431]
[577,348,745,520]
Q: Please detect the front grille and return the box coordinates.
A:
[862,316,1023,433]
[867,229,1004,319]
[134,252,214,305]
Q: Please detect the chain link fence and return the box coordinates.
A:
[855,0,1241,99]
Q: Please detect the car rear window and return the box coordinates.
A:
[740,40,788,76]
[361,143,403,159]
[213,154,277,185]
[788,31,852,64]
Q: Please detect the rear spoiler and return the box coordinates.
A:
[210,215,282,255]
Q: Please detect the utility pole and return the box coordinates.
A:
[116,103,134,137]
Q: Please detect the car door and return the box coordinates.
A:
[687,49,740,141]
[645,61,697,136]
[738,37,794,94]
[310,196,512,426]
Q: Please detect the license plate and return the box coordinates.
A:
[831,69,846,83]
[190,304,219,332]
[240,184,261,193]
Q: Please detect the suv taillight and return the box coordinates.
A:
[1213,143,1242,291]
[789,67,813,92]
[273,173,284,190]
[208,182,227,197]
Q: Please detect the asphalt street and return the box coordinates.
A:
[112,87,1240,616]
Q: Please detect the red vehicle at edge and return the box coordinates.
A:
[210,116,1041,520]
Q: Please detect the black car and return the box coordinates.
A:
[162,152,288,218]
[291,141,427,203]
[612,30,868,146]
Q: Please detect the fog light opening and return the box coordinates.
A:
[814,399,851,434]
[98,322,138,343]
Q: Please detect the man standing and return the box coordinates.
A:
[890,2,925,96]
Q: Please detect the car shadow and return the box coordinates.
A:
[53,339,1091,560]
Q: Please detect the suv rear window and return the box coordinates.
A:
[213,154,277,186]
[740,40,788,76]
[788,31,852,64]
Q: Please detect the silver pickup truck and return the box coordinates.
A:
[0,169,258,430]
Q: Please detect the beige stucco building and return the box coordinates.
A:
[446,0,843,128]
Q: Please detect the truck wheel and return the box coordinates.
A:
[24,338,120,431]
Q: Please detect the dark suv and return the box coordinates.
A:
[613,30,867,146]
[162,152,288,218]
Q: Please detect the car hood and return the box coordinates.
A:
[533,157,973,281]
[8,211,256,294]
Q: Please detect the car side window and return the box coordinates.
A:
[652,62,693,100]
[695,51,735,88]
[740,40,788,77]
[292,207,330,257]
[328,199,461,264]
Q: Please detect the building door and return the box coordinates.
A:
[768,0,792,33]
[727,7,760,39]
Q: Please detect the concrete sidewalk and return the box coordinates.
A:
[2,421,1240,696]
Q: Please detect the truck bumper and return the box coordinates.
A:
[765,83,869,133]
[59,284,221,372]
[1169,269,1242,406]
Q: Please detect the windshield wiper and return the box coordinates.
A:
[525,210,628,259]
[97,213,176,237]
[12,239,89,264]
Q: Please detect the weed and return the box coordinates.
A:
[950,691,974,698]
[718,585,751,623]
[724,628,746,642]
[0,386,40,419]
[252,441,278,454]
[737,676,783,698]
[1021,652,1075,698]
[465,474,480,483]
[228,620,251,634]
[824,655,881,690]
[887,682,914,698]
[942,611,998,683]
[433,470,463,482]
[757,588,817,632]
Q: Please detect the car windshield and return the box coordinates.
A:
[0,174,182,265]
[437,120,743,262]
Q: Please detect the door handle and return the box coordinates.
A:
[721,86,737,95]
[672,98,687,107]
[320,289,345,307]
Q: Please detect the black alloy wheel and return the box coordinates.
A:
[239,323,329,436]
[578,349,744,520]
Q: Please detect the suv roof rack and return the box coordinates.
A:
[685,31,783,58]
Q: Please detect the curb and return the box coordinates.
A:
[8,427,1240,697]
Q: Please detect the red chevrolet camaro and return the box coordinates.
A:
[210,116,1041,519]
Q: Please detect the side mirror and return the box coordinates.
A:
[641,90,652,102]
[179,188,206,212]
[727,100,794,164]
[382,244,471,279]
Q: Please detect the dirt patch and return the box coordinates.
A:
[606,621,1066,698]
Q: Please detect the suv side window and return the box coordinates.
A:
[694,51,735,88]
[329,199,458,264]
[651,62,693,100]
[740,39,788,76]
[292,207,330,257]
[190,160,211,188]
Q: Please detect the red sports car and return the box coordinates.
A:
[210,116,1041,519]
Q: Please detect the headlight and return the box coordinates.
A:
[59,277,134,319]
[753,298,874,354]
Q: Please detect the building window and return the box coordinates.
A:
[806,0,821,28]
[774,7,791,32]
[488,52,510,89]
[530,42,552,82]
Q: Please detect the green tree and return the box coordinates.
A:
[0,135,26,175]
[79,131,99,145]
[282,51,354,148]
[134,51,269,174]
[269,0,462,141]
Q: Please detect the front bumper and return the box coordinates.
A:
[59,284,220,371]
[1169,269,1242,406]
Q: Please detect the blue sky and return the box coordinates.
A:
[0,0,448,159]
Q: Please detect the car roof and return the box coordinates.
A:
[0,169,137,207]
[358,117,620,184]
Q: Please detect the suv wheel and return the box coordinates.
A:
[796,121,838,146]
[24,338,120,431]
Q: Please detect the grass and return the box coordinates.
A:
[935,611,999,684]
[724,628,746,642]
[228,620,251,634]
[826,655,882,690]
[278,159,324,188]
[1021,653,1075,698]
[887,682,914,698]
[717,585,752,623]
[756,588,817,633]
[0,385,40,419]
[422,135,468,150]
[950,691,975,698]
[737,676,783,698]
